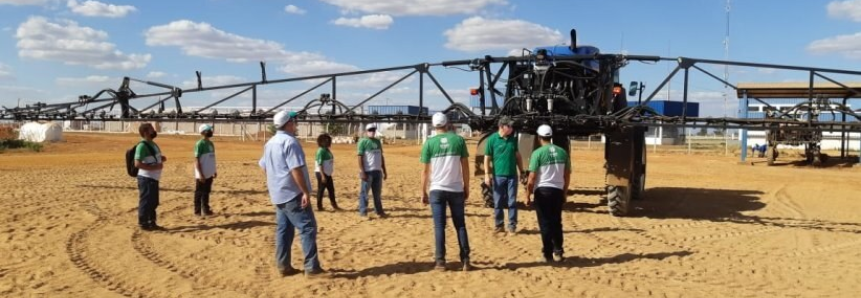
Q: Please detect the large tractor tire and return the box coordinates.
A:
[607,185,630,216]
[630,141,647,201]
[604,126,645,216]
[766,143,777,166]
[811,144,823,167]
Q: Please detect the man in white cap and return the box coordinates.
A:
[525,124,571,263]
[259,111,325,278]
[357,123,388,218]
[193,124,217,217]
[420,112,472,271]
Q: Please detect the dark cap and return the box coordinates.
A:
[497,116,514,127]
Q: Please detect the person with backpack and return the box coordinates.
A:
[315,133,339,211]
[134,123,166,231]
[194,124,217,217]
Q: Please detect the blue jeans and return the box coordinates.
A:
[493,176,518,229]
[137,176,159,227]
[429,190,470,263]
[274,198,321,272]
[359,170,384,216]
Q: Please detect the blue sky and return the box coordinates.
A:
[1,0,860,116]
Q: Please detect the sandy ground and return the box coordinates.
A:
[1,132,860,297]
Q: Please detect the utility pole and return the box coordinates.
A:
[724,0,731,156]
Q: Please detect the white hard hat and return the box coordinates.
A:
[365,123,377,131]
[431,112,448,128]
[274,111,297,127]
[537,124,553,137]
[199,124,213,133]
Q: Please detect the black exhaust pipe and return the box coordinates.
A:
[569,29,577,50]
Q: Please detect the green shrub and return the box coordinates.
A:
[0,139,43,153]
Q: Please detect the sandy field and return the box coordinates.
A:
[1,132,860,297]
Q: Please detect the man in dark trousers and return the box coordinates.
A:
[525,125,571,263]
[134,123,166,231]
[194,124,217,217]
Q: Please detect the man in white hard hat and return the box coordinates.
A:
[357,123,388,219]
[259,111,325,278]
[420,112,472,271]
[193,124,217,217]
[525,124,571,263]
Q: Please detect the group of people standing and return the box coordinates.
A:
[132,111,572,277]
[133,123,217,232]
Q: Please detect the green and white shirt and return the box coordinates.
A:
[528,144,571,191]
[420,132,469,192]
[135,139,163,180]
[315,147,334,175]
[194,139,216,179]
[357,137,383,172]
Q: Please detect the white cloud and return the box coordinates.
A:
[145,20,356,76]
[55,75,113,86]
[320,0,506,16]
[339,71,414,88]
[444,17,564,52]
[827,0,861,22]
[284,4,306,15]
[16,17,150,69]
[807,32,861,59]
[0,0,50,6]
[146,71,167,79]
[181,75,246,89]
[279,60,359,76]
[0,63,13,79]
[332,14,393,30]
[67,0,136,18]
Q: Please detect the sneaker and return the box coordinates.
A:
[376,213,388,219]
[539,254,553,263]
[507,226,517,234]
[461,259,472,272]
[317,206,325,211]
[278,267,299,277]
[149,224,166,231]
[434,261,446,272]
[304,267,328,279]
[333,206,342,211]
[203,210,214,216]
[553,252,565,262]
[494,226,505,233]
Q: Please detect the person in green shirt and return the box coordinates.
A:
[194,124,217,216]
[483,116,524,233]
[134,123,167,231]
[525,125,571,263]
[420,113,472,272]
[357,123,388,218]
[315,133,339,210]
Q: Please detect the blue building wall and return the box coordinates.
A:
[627,100,700,117]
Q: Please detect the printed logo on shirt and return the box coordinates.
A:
[440,137,449,149]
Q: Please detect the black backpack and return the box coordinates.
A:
[126,141,156,177]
